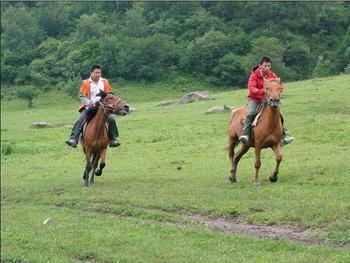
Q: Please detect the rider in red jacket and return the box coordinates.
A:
[239,56,293,146]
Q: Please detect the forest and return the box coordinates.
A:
[1,2,349,88]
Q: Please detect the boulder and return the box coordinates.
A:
[179,91,212,104]
[43,217,53,225]
[30,122,49,128]
[205,105,232,114]
[156,100,176,107]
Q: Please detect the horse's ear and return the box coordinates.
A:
[98,90,108,99]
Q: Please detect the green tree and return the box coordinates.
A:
[181,30,232,75]
[244,37,292,80]
[212,53,247,86]
[283,36,313,80]
[116,34,179,80]
[16,86,39,108]
[122,3,148,37]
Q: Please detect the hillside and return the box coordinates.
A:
[1,75,350,262]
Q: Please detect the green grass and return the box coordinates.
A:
[1,75,350,262]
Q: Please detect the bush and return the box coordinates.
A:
[212,53,247,86]
[16,86,39,108]
[312,57,335,78]
[61,76,82,100]
[1,144,12,156]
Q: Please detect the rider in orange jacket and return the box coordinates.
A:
[65,65,120,148]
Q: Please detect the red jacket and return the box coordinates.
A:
[247,67,284,101]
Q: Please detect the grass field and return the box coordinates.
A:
[1,75,350,262]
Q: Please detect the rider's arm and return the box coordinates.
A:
[91,95,101,105]
[79,81,90,107]
[248,74,264,95]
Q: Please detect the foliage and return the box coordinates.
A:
[15,86,39,108]
[1,2,349,86]
[211,53,247,86]
[61,75,82,100]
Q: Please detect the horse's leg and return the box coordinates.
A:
[228,136,237,182]
[95,149,106,176]
[253,147,262,186]
[90,153,99,185]
[83,151,92,187]
[229,142,249,183]
[270,144,282,183]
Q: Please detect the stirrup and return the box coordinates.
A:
[65,139,77,148]
[281,135,294,146]
[109,139,121,148]
[239,135,249,144]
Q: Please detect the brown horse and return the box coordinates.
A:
[81,91,129,186]
[228,79,284,185]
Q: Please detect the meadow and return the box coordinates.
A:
[1,75,350,262]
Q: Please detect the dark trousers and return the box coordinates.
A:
[242,100,288,138]
[69,108,119,141]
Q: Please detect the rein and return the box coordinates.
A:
[264,81,282,108]
[98,97,122,116]
[265,97,281,107]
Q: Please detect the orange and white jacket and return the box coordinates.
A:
[78,77,112,111]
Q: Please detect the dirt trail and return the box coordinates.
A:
[185,213,349,249]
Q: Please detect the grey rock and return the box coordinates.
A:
[205,105,232,114]
[30,122,49,128]
[43,217,53,225]
[180,91,212,104]
[156,100,176,107]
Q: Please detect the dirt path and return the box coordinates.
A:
[48,202,350,249]
[185,213,349,249]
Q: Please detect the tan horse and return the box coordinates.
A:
[81,91,129,186]
[228,79,284,185]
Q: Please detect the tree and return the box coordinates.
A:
[122,3,148,37]
[181,30,232,75]
[212,53,247,86]
[16,86,39,108]
[244,37,292,80]
[283,36,313,80]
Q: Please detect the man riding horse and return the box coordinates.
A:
[239,56,293,146]
[65,65,121,148]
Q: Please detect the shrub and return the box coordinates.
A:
[16,86,39,108]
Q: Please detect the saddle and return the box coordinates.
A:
[240,101,266,128]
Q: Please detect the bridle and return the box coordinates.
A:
[98,96,122,116]
[264,81,282,108]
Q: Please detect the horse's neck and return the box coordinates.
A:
[89,108,108,133]
[262,106,281,127]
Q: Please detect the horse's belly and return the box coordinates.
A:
[261,135,280,148]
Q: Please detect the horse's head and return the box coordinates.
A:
[99,91,129,116]
[264,78,283,108]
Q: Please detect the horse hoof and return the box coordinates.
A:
[84,181,89,187]
[95,169,102,176]
[269,175,278,183]
[229,176,239,183]
[253,181,261,186]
